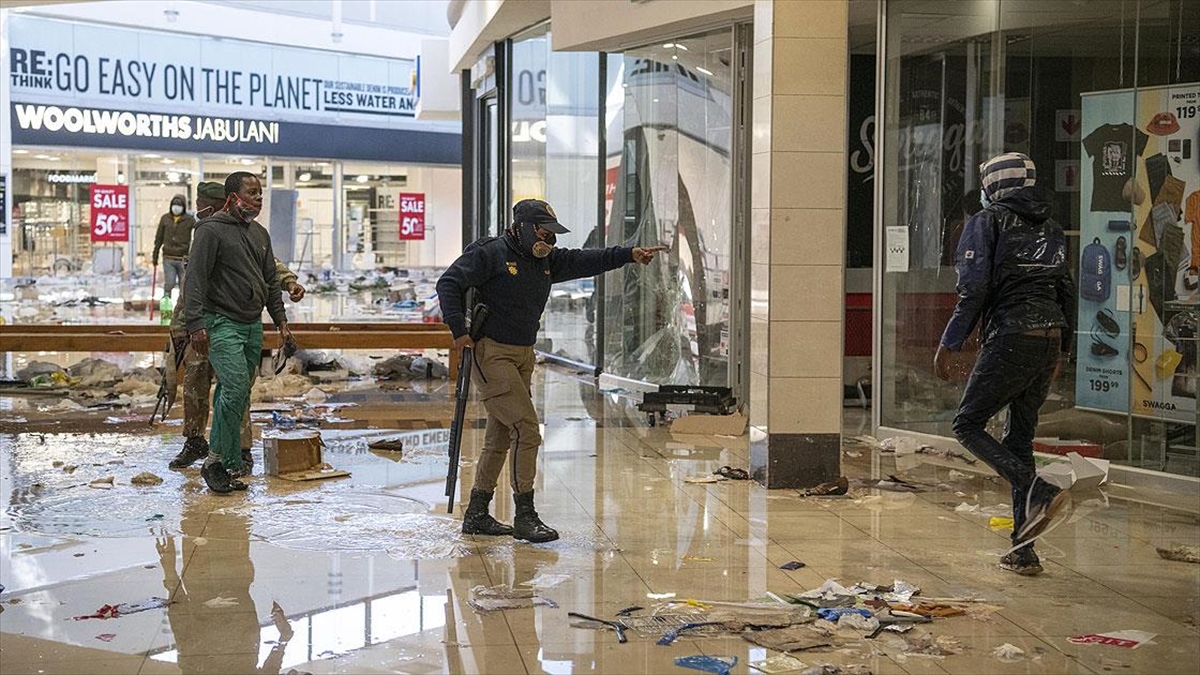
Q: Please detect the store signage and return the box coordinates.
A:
[8,15,417,129]
[89,184,129,243]
[398,192,426,240]
[0,175,7,235]
[15,104,280,144]
[47,172,98,184]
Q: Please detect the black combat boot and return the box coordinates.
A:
[200,459,248,494]
[512,491,559,543]
[169,437,209,469]
[461,489,514,536]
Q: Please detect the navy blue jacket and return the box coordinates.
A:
[437,235,634,346]
[941,186,1076,354]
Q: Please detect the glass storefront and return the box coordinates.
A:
[603,29,738,387]
[878,0,1200,477]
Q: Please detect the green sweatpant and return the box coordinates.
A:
[204,312,263,471]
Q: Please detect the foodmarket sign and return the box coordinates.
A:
[8,14,418,128]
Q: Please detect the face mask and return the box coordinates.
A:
[514,222,555,258]
[171,204,184,216]
[195,205,215,219]
[979,189,991,209]
[224,193,261,223]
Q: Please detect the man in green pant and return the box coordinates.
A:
[167,182,306,475]
[183,171,294,493]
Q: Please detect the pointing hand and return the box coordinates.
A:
[632,246,668,265]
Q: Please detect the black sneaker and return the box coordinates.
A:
[201,461,248,494]
[1000,547,1043,576]
[1015,478,1068,545]
[169,437,209,469]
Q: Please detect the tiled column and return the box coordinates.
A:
[749,0,847,488]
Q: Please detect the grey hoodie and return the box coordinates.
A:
[183,210,286,333]
[153,194,196,261]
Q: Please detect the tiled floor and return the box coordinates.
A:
[1,366,1197,674]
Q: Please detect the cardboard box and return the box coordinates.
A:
[264,432,329,477]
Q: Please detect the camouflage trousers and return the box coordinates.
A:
[181,341,257,450]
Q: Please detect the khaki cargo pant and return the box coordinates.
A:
[471,338,541,494]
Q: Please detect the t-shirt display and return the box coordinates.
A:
[1083,122,1150,212]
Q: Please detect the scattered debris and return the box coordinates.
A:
[204,597,240,608]
[684,475,723,484]
[520,573,571,589]
[1068,630,1157,649]
[682,556,715,563]
[802,477,849,497]
[989,517,1015,530]
[130,472,164,486]
[993,643,1026,662]
[780,561,807,571]
[742,627,830,652]
[674,655,737,675]
[714,466,750,480]
[88,476,115,489]
[67,358,123,388]
[616,606,644,617]
[366,438,404,452]
[816,607,873,622]
[302,387,328,403]
[1156,545,1200,564]
[73,597,171,620]
[95,633,117,642]
[748,653,809,674]
[567,612,628,643]
[468,585,558,612]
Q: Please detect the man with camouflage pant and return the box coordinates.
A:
[167,181,306,475]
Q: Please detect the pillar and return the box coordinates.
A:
[749,0,848,488]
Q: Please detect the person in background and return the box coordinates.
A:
[437,198,664,543]
[153,194,196,297]
[167,181,305,475]
[935,152,1076,576]
[184,172,293,494]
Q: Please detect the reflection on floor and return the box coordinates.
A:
[1,367,1197,675]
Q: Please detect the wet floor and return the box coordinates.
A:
[0,368,1198,674]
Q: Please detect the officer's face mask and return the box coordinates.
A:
[171,204,184,216]
[516,222,556,258]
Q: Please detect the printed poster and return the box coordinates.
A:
[1076,83,1200,422]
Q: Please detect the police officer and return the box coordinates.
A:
[437,199,664,542]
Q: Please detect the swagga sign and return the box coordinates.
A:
[7,15,417,127]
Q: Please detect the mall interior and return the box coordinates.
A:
[0,1,1197,674]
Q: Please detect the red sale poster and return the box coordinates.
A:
[398,192,426,241]
[90,184,130,243]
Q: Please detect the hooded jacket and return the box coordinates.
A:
[183,210,286,334]
[941,186,1076,354]
[153,194,196,261]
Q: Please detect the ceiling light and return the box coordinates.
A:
[34,154,52,159]
[696,66,714,76]
[675,44,688,51]
[672,55,678,60]
[12,149,29,155]
[356,175,370,183]
[240,158,255,166]
[142,153,161,158]
[47,157,61,161]
[299,172,312,182]
[166,171,181,182]
[663,43,675,49]
[161,158,176,165]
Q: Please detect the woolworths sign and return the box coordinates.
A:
[13,104,281,144]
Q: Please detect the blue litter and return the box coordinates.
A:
[816,607,873,621]
[674,655,736,675]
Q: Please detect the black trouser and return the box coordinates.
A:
[952,333,1059,545]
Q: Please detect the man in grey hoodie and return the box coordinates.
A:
[183,171,294,493]
[152,194,196,297]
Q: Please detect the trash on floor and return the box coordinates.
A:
[684,475,723,484]
[95,633,117,642]
[748,653,809,674]
[801,477,849,497]
[1156,545,1200,564]
[130,471,163,486]
[714,466,750,480]
[264,432,349,481]
[88,476,115,489]
[520,572,572,589]
[567,612,629,643]
[780,561,807,571]
[366,437,404,452]
[203,597,240,608]
[992,642,1026,662]
[798,665,871,675]
[73,597,172,620]
[742,626,831,652]
[467,584,558,612]
[1068,630,1157,649]
[674,655,737,675]
[1038,451,1110,491]
[989,516,1015,530]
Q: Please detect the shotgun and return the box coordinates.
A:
[445,303,489,513]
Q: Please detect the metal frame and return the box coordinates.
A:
[871,0,887,434]
[729,23,754,407]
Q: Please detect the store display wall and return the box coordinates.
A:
[878,0,1200,477]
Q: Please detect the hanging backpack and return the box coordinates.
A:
[1080,237,1112,302]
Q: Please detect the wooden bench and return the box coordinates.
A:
[0,322,458,385]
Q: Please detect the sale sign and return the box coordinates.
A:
[398,192,425,241]
[90,184,129,242]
